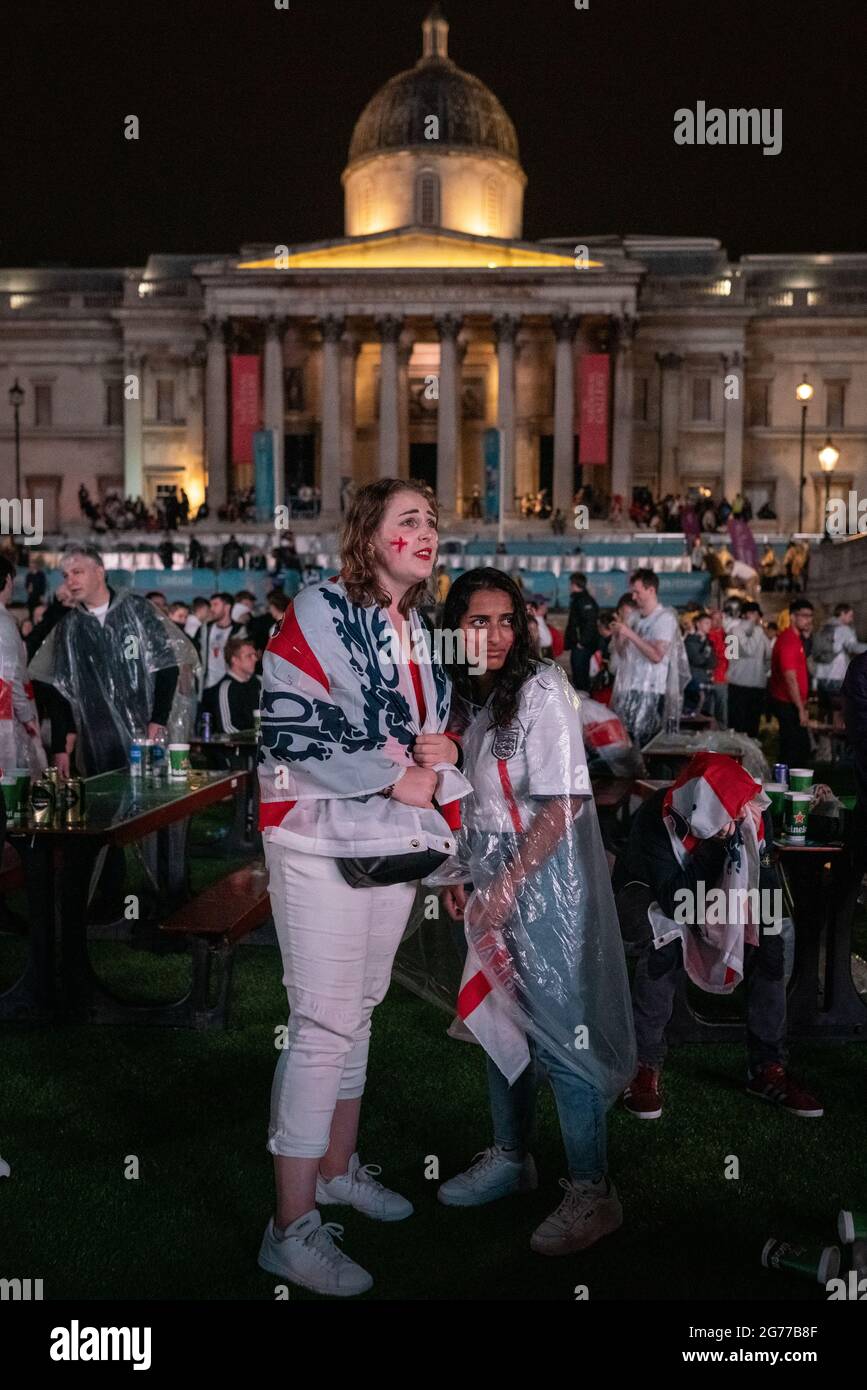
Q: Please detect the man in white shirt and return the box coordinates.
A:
[814,604,867,708]
[726,601,771,737]
[610,568,682,746]
[196,592,248,693]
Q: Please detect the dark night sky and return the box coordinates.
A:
[3,0,866,268]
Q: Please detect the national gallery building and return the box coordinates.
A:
[1,6,866,532]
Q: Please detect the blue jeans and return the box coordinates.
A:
[486,1041,608,1182]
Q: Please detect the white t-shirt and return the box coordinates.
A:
[87,600,110,628]
[206,624,233,688]
[633,605,678,695]
[461,664,592,836]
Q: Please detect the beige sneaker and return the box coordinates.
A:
[530,1178,622,1256]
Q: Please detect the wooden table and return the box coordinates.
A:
[626,778,867,1043]
[0,769,248,1023]
[190,732,258,850]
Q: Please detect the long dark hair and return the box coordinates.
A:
[340,478,438,616]
[441,568,537,729]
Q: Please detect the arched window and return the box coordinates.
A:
[485,177,501,235]
[415,169,440,227]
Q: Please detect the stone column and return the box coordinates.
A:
[436,314,463,516]
[319,315,345,517]
[551,314,578,516]
[123,349,144,499]
[656,352,683,495]
[340,331,360,487]
[398,336,412,480]
[494,314,520,515]
[722,350,745,501]
[376,316,403,478]
[204,317,229,511]
[185,349,205,494]
[611,315,637,504]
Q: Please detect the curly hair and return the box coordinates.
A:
[441,568,538,729]
[340,479,438,615]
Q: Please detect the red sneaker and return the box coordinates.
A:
[746,1063,824,1118]
[623,1064,663,1119]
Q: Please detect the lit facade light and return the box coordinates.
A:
[818,438,839,472]
[795,376,814,403]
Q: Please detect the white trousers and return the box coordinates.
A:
[264,839,416,1159]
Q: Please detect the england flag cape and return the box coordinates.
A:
[649,752,770,994]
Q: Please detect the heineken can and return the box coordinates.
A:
[30,777,54,826]
[129,740,145,777]
[773,763,789,787]
[63,777,85,826]
[783,792,811,841]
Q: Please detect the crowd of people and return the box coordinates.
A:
[1,482,864,1301]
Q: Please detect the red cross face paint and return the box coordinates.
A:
[390,535,409,553]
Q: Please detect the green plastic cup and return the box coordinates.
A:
[762,1237,840,1284]
[764,782,787,819]
[789,768,813,793]
[783,792,811,839]
[838,1210,867,1243]
[168,743,191,780]
[13,768,31,809]
[0,776,21,816]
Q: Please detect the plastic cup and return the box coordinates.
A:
[0,776,20,816]
[13,768,31,806]
[838,1210,867,1244]
[762,1237,840,1284]
[789,768,813,793]
[763,782,787,819]
[783,792,811,840]
[168,743,191,780]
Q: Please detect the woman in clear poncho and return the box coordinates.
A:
[431,569,636,1257]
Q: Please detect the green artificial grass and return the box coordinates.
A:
[1,934,865,1302]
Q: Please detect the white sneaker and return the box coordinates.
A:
[530,1178,622,1256]
[316,1152,413,1222]
[258,1210,373,1297]
[437,1145,538,1208]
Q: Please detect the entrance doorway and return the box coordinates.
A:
[286,433,315,507]
[410,442,437,492]
[539,436,553,501]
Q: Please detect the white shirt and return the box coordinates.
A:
[205,624,233,688]
[461,665,592,836]
[87,600,110,628]
[632,605,678,696]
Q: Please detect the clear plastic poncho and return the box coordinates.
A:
[29,589,200,775]
[611,604,689,748]
[398,664,636,1101]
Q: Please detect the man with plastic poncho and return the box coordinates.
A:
[0,555,47,780]
[614,752,823,1122]
[28,546,198,776]
[610,567,689,748]
[428,570,636,1258]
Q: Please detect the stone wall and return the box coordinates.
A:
[807,533,867,628]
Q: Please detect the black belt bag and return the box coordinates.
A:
[336,846,449,889]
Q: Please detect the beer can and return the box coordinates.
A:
[30,777,54,826]
[129,741,145,777]
[773,763,789,787]
[151,741,167,779]
[201,713,212,742]
[64,777,85,826]
[141,740,154,777]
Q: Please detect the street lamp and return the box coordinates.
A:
[795,374,814,532]
[8,379,24,498]
[818,436,839,536]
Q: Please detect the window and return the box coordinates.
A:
[105,380,123,426]
[415,170,440,227]
[691,376,712,422]
[156,379,175,424]
[633,376,649,422]
[826,381,846,429]
[484,177,501,235]
[747,381,770,427]
[34,383,52,426]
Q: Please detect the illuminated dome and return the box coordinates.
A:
[343,6,526,240]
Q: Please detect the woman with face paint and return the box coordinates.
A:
[256,479,471,1298]
[433,569,635,1257]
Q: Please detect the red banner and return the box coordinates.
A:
[231,355,261,467]
[578,353,610,465]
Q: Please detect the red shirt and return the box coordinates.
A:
[769,626,808,704]
[707,627,728,684]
